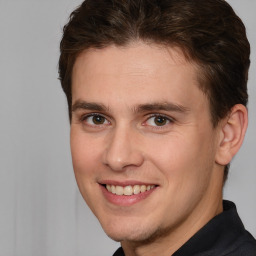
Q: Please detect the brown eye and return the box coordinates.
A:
[145,115,172,127]
[92,115,106,125]
[154,116,167,126]
[83,114,109,126]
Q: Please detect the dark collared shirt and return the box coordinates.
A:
[113,201,256,256]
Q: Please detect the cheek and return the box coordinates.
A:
[70,129,102,179]
[145,134,197,171]
[145,134,216,220]
[70,129,103,211]
[145,132,215,188]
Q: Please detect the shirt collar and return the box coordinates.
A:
[173,200,245,255]
[113,200,246,256]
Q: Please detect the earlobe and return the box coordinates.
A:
[215,104,248,166]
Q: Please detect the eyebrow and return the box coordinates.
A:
[72,100,190,114]
[134,102,190,113]
[72,100,108,112]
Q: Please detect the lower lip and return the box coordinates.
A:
[100,185,157,206]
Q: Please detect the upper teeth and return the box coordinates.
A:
[106,184,155,196]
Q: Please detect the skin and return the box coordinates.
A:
[70,42,247,256]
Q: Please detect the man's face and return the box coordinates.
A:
[70,42,223,243]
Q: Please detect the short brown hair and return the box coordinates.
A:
[59,0,250,180]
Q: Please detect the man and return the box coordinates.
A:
[59,0,256,255]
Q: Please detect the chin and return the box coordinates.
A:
[106,230,153,243]
[101,220,162,243]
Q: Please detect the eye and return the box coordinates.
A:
[82,114,109,126]
[145,115,172,127]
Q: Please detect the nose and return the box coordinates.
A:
[103,126,144,171]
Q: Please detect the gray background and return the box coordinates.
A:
[0,0,255,255]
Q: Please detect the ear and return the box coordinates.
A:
[215,104,248,166]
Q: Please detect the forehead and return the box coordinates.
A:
[73,42,195,81]
[71,42,207,112]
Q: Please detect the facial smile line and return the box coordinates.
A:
[105,184,156,196]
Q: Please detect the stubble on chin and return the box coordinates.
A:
[106,223,176,247]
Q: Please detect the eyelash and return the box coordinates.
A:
[80,113,174,129]
[144,114,174,129]
[80,113,110,127]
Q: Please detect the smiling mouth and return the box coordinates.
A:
[104,184,156,196]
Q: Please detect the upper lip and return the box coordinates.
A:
[99,180,158,186]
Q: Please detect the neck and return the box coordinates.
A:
[121,184,223,256]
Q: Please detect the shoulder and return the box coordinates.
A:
[225,231,256,256]
[221,201,256,256]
